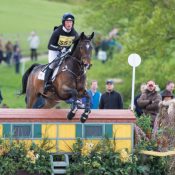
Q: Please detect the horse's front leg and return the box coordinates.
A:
[80,90,91,123]
[67,89,78,120]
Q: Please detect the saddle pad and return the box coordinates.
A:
[37,66,59,81]
[38,71,45,80]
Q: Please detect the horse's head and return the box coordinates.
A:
[73,32,94,69]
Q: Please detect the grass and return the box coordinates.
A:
[0,0,88,55]
[0,0,95,108]
[0,58,44,108]
[0,56,71,108]
[0,0,126,108]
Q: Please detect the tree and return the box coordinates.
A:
[83,0,175,107]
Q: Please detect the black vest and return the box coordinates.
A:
[48,25,78,51]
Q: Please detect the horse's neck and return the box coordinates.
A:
[71,50,80,59]
[67,50,82,71]
[71,47,81,61]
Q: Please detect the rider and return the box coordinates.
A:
[44,13,79,93]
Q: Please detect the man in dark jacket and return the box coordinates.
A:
[44,13,79,93]
[137,80,161,126]
[99,80,123,109]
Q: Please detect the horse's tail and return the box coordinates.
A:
[20,63,40,94]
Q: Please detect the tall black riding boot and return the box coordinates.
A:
[43,67,53,93]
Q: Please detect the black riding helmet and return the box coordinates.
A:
[62,13,75,25]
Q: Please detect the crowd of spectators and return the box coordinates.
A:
[0,31,40,74]
[0,38,21,74]
[134,80,175,128]
[64,79,175,130]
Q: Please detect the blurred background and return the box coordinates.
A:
[0,0,175,108]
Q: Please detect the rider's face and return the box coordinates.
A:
[64,20,73,31]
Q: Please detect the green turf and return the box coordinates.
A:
[0,0,86,55]
[0,0,93,108]
[0,0,103,108]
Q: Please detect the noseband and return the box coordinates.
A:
[79,39,92,67]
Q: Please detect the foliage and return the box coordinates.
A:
[134,114,171,174]
[0,140,51,175]
[135,139,158,152]
[67,138,145,175]
[136,115,152,133]
[0,156,18,175]
[136,153,169,175]
[67,137,170,174]
[82,0,175,107]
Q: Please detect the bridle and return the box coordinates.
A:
[60,39,93,80]
[77,39,93,69]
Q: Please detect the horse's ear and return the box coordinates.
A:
[90,32,94,39]
[80,32,85,39]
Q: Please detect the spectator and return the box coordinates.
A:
[99,80,123,109]
[134,83,146,117]
[87,80,101,109]
[161,90,174,101]
[28,31,40,61]
[160,81,175,99]
[137,80,161,126]
[153,90,175,151]
[0,90,3,104]
[109,28,119,39]
[0,39,4,64]
[5,40,13,65]
[13,46,21,74]
[13,40,20,52]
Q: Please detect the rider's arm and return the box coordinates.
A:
[48,28,61,51]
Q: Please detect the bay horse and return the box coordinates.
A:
[21,32,94,123]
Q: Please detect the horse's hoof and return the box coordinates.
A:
[80,113,88,123]
[67,111,75,120]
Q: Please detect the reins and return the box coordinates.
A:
[61,55,86,80]
[49,36,92,81]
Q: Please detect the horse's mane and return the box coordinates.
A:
[70,37,80,55]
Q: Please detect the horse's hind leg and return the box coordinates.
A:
[80,91,91,123]
[32,95,45,108]
[26,91,41,108]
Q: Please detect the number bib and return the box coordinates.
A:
[58,35,75,47]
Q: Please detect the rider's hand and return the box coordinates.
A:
[61,48,66,53]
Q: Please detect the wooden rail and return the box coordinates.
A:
[0,109,136,123]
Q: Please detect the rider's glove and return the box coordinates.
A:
[61,48,66,53]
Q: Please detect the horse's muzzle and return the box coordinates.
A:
[85,64,92,70]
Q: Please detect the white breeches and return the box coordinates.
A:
[48,50,60,63]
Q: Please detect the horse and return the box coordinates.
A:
[21,32,94,123]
